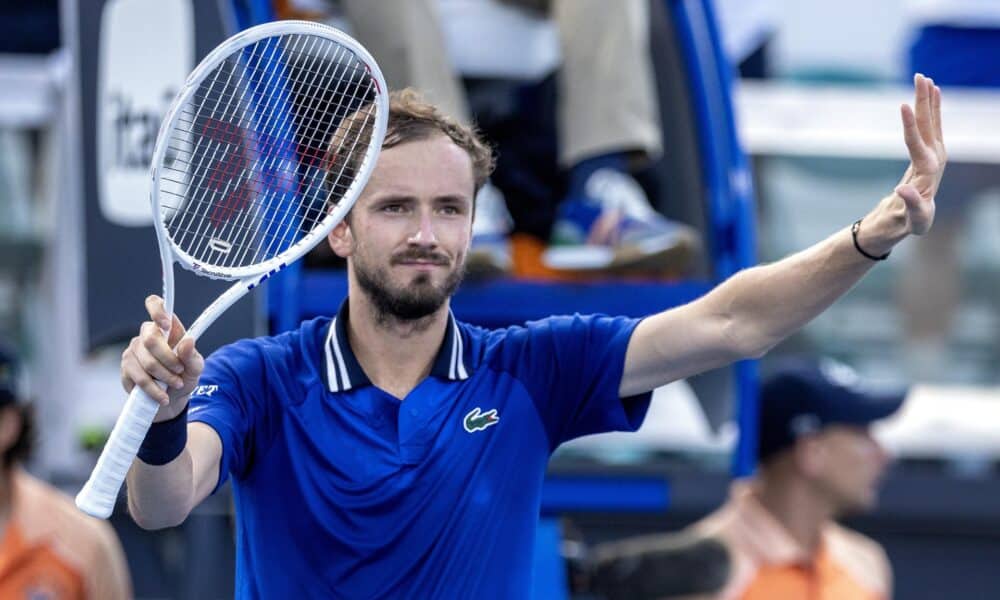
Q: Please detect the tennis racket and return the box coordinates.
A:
[76,20,388,519]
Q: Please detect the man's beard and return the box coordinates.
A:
[354,248,466,322]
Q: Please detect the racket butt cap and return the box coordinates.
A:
[75,487,115,519]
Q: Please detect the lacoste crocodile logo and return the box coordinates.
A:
[463,407,500,433]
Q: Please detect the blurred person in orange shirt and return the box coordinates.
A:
[689,359,904,599]
[0,343,131,599]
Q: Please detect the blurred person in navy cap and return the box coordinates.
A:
[0,342,131,599]
[546,359,905,600]
[683,358,906,599]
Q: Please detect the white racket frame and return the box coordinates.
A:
[76,20,388,519]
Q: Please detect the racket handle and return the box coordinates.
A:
[75,385,164,519]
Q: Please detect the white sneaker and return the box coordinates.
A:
[468,181,513,276]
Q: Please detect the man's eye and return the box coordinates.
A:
[382,204,404,213]
[440,205,461,215]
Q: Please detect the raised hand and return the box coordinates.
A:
[896,73,947,236]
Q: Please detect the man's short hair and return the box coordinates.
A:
[328,88,495,200]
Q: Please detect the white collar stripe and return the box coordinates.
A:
[448,318,458,380]
[451,314,468,380]
[325,320,340,393]
[325,318,353,392]
[331,320,352,391]
[455,321,468,380]
[325,312,471,391]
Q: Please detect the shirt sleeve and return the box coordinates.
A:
[496,314,652,449]
[187,339,273,493]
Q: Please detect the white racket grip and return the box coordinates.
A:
[75,384,164,518]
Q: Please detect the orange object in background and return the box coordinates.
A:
[0,471,131,600]
[510,233,694,282]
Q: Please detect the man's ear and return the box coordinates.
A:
[328,218,354,258]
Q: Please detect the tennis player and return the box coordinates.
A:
[121,75,945,598]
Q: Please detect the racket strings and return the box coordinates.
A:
[158,32,379,269]
[168,34,367,263]
[174,43,372,135]
[167,54,370,173]
[162,34,307,262]
[159,83,367,229]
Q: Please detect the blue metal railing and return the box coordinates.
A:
[670,0,760,478]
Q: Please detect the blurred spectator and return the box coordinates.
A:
[898,0,1000,382]
[609,359,905,599]
[686,359,903,599]
[285,0,700,277]
[0,343,131,599]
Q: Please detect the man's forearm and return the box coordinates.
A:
[126,449,197,529]
[717,194,908,357]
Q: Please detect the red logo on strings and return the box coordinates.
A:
[199,117,333,227]
[201,117,253,226]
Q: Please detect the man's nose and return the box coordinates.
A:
[407,210,438,246]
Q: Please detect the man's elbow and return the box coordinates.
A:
[130,509,188,531]
[742,340,775,360]
[127,496,190,530]
[722,318,778,361]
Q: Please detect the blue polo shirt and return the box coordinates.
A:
[188,302,651,599]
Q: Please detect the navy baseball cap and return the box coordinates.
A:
[0,341,18,406]
[757,359,908,462]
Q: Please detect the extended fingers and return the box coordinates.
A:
[914,74,936,147]
[900,103,924,160]
[932,84,944,148]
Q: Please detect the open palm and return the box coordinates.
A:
[896,73,947,236]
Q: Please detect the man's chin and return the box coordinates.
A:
[378,284,449,318]
[389,297,447,321]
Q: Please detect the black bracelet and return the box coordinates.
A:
[851,219,890,261]
[137,404,189,466]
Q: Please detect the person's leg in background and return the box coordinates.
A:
[544,0,700,275]
[339,0,470,124]
[553,0,661,169]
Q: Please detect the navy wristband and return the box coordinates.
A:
[137,404,189,466]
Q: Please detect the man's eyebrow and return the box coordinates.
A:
[434,194,472,204]
[369,193,418,204]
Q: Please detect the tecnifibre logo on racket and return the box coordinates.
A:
[464,407,500,433]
